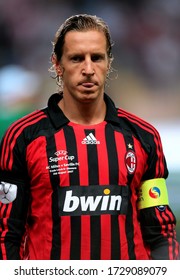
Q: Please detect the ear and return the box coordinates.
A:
[107,57,113,76]
[51,53,63,76]
[107,57,112,71]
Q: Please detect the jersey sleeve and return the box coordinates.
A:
[0,127,30,260]
[139,205,180,259]
[138,129,180,259]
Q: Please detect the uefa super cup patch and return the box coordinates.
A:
[0,181,17,204]
[137,178,169,210]
[58,185,129,216]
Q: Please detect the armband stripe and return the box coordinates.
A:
[137,178,169,210]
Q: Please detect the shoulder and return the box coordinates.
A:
[1,109,48,145]
[6,109,47,131]
[117,107,160,139]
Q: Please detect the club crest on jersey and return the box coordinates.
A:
[125,151,136,174]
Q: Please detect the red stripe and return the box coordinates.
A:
[114,131,128,185]
[0,203,13,259]
[54,129,69,187]
[60,216,71,259]
[1,111,46,170]
[133,136,148,173]
[118,109,164,177]
[100,215,111,259]
[96,123,109,185]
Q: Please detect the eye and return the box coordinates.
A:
[71,55,83,62]
[91,54,105,62]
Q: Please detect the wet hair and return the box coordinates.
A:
[50,14,114,91]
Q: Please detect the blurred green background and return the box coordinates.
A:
[0,0,180,242]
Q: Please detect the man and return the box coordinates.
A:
[0,14,179,260]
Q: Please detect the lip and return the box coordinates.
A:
[81,82,95,87]
[79,81,98,88]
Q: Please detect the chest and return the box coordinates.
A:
[26,122,148,187]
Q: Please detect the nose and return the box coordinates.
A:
[82,58,94,76]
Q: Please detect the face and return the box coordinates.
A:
[55,30,110,103]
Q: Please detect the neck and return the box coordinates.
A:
[58,95,106,125]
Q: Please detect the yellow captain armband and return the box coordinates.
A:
[137,178,169,210]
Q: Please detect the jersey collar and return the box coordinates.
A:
[47,92,120,129]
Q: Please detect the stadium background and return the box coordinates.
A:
[0,0,180,242]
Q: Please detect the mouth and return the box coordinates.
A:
[81,82,95,88]
[78,81,98,88]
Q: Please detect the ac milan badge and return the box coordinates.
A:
[125,151,136,174]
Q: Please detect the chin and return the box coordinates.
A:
[81,91,98,98]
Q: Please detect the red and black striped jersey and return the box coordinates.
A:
[0,93,179,260]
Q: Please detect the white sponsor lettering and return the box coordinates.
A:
[63,190,122,212]
[80,196,102,211]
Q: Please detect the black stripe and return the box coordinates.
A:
[70,217,81,259]
[0,204,8,218]
[105,124,119,184]
[46,135,61,260]
[63,126,81,259]
[105,123,120,259]
[122,128,136,259]
[90,216,101,259]
[85,129,101,259]
[85,129,99,185]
